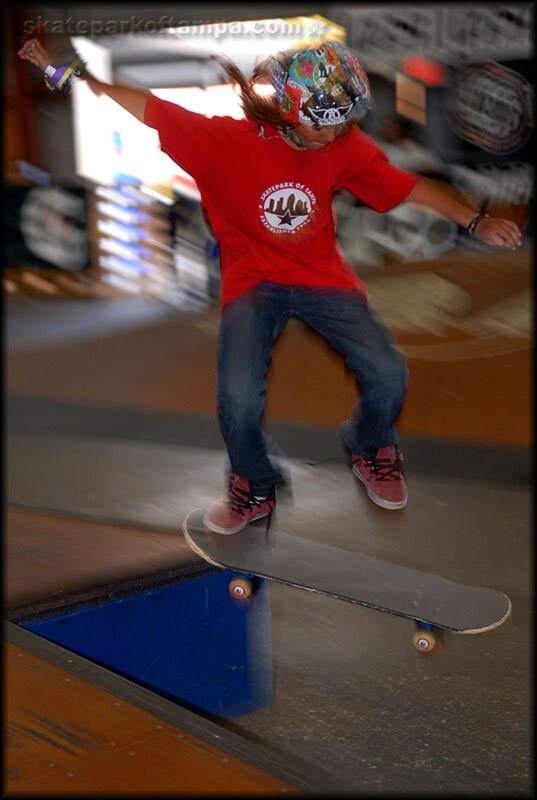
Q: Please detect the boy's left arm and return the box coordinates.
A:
[406,177,523,251]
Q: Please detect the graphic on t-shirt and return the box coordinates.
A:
[259,183,317,235]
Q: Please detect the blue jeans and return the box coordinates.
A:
[217,282,408,493]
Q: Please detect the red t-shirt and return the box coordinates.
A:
[144,95,418,307]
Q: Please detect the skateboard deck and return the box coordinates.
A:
[183,508,512,652]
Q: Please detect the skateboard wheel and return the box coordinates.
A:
[412,629,437,653]
[229,577,253,599]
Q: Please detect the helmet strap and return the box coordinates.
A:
[284,127,307,149]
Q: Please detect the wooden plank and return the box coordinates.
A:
[5,642,300,795]
[4,508,202,609]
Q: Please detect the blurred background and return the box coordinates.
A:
[4,4,533,795]
[4,1,532,448]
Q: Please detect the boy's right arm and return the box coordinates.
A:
[82,73,150,123]
[18,36,150,123]
[18,33,217,182]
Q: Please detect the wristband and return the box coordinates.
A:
[466,212,489,236]
[43,58,86,93]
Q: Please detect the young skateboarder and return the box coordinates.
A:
[19,37,522,533]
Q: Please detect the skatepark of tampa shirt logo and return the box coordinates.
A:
[259,182,317,234]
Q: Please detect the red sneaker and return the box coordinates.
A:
[203,473,275,534]
[352,446,408,510]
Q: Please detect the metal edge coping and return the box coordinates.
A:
[4,620,345,795]
[5,563,219,624]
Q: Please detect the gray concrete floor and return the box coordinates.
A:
[5,297,532,794]
[6,432,532,794]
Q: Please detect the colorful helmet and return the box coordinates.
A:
[268,41,371,127]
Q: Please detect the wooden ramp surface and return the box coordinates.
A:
[4,510,309,795]
[5,637,300,796]
[4,507,202,610]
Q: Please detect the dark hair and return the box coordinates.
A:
[215,54,294,130]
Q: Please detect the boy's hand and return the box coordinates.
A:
[18,32,87,94]
[474,216,523,251]
[17,37,51,71]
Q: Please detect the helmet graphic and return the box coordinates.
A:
[268,41,371,127]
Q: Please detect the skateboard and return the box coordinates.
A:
[183,508,512,653]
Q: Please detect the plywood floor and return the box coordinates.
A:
[4,507,201,610]
[5,640,300,796]
[6,248,531,446]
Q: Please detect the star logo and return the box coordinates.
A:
[307,19,331,40]
[259,184,315,235]
[276,209,295,226]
